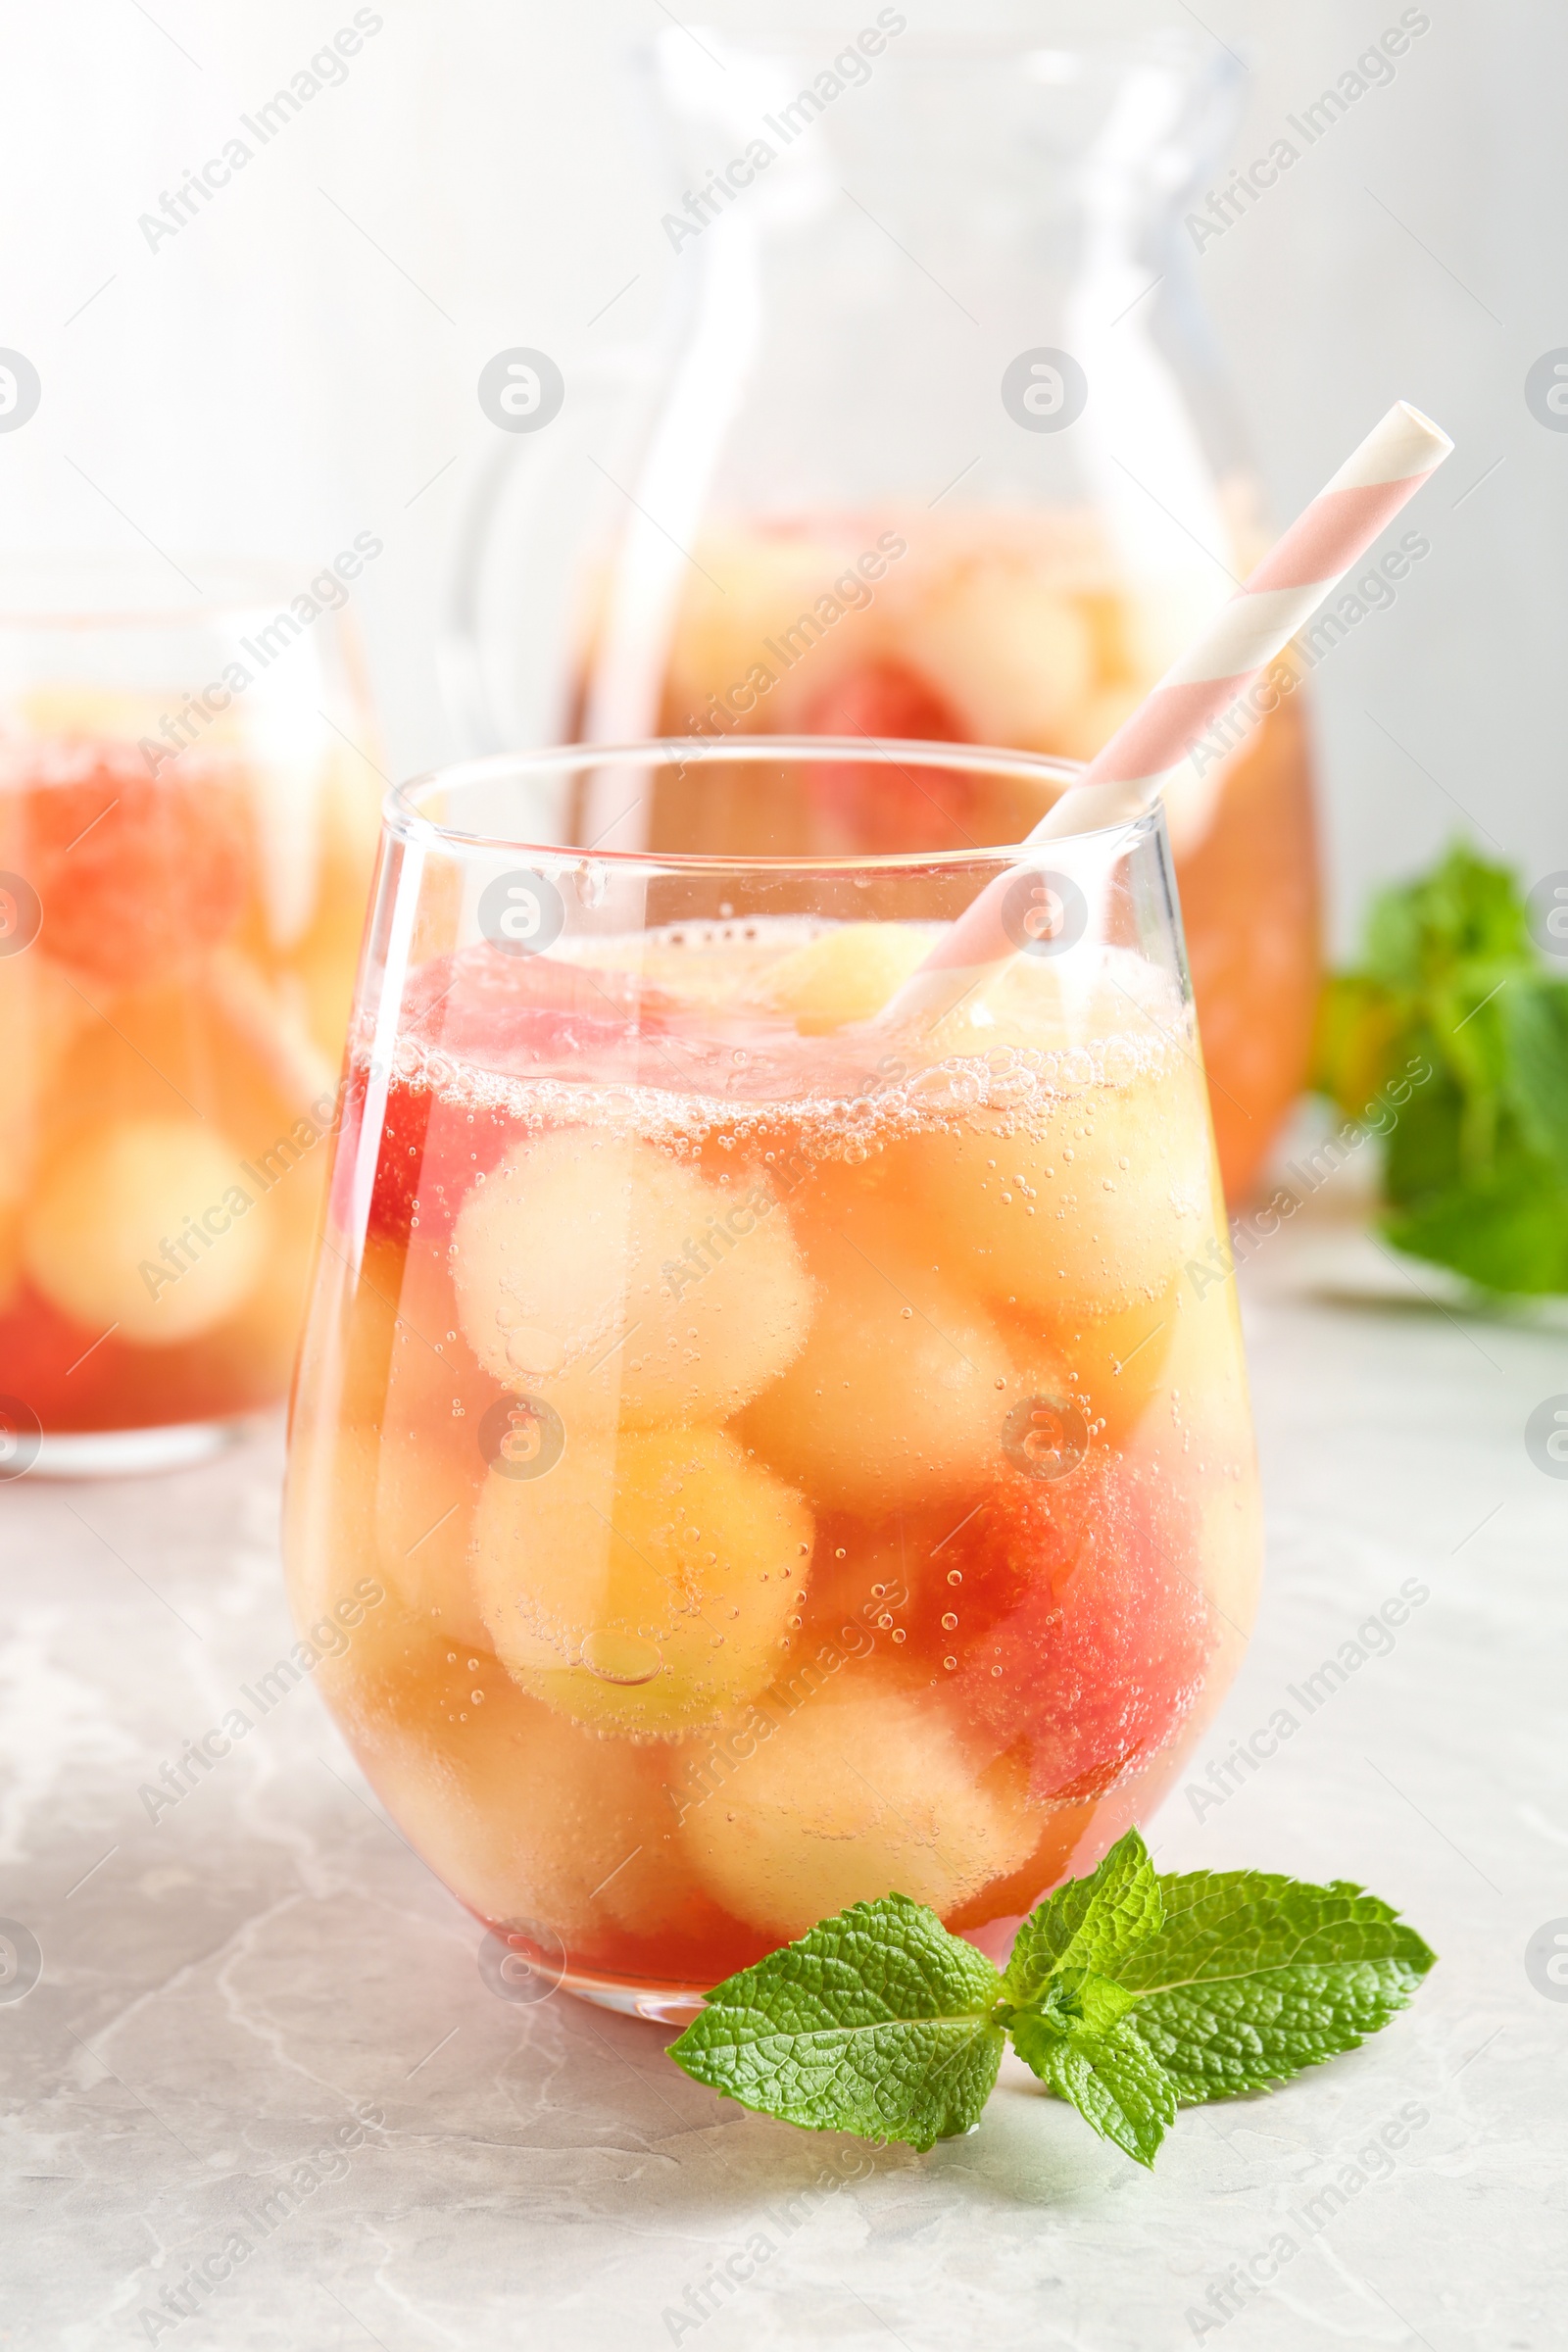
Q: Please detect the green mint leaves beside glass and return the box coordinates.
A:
[669,1830,1436,2166]
[1315,842,1568,1295]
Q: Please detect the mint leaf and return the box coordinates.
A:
[1502,979,1568,1178]
[1003,1828,1162,2002]
[1362,841,1530,987]
[1383,1154,1568,1296]
[1315,842,1568,1296]
[1312,970,1403,1110]
[1010,2016,1178,2168]
[1002,1836,1177,2164]
[669,1894,1004,2150]
[1049,1969,1140,2034]
[1111,1870,1437,2103]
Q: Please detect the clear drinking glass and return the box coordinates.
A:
[0,556,383,1475]
[446,30,1320,1200]
[283,738,1261,2017]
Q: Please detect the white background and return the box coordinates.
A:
[4,0,1563,949]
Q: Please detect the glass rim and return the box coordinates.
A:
[0,552,344,630]
[384,738,1158,875]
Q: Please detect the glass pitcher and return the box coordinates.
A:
[445,28,1319,1201]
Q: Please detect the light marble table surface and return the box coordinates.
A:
[3,1227,1565,2352]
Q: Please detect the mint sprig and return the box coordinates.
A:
[1314,841,1568,1294]
[670,1832,1436,2167]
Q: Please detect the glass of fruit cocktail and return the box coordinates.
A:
[0,557,382,1475]
[285,739,1261,2015]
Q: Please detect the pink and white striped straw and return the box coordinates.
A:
[881,400,1452,1026]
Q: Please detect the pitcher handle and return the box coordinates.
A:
[440,351,651,756]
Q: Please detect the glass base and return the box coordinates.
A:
[563,1968,709,2026]
[30,1417,252,1481]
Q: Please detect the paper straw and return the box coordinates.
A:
[881,401,1452,1024]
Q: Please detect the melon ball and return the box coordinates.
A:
[285,1400,499,1660]
[471,1425,811,1737]
[324,1235,407,1428]
[682,1685,1037,1937]
[917,968,1065,1063]
[376,1242,499,1438]
[740,1232,1019,1513]
[282,1419,379,1636]
[1135,1282,1261,1602]
[353,1648,689,1938]
[1004,1284,1178,1450]
[901,570,1096,751]
[1073,586,1129,678]
[199,1145,325,1399]
[1132,1266,1252,1468]
[452,1131,814,1431]
[908,1070,1210,1323]
[753,922,940,1034]
[663,531,852,719]
[376,1428,490,1653]
[22,1116,269,1344]
[918,943,1185,1065]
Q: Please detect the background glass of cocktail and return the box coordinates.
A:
[284,738,1262,2017]
[446,31,1318,1202]
[0,557,382,1476]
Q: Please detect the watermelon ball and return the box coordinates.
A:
[355,947,680,1250]
[400,943,676,1081]
[13,738,250,988]
[934,1452,1215,1801]
[358,1069,523,1250]
[801,661,980,853]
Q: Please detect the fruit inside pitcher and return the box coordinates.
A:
[572,507,1319,1200]
[286,909,1262,2001]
